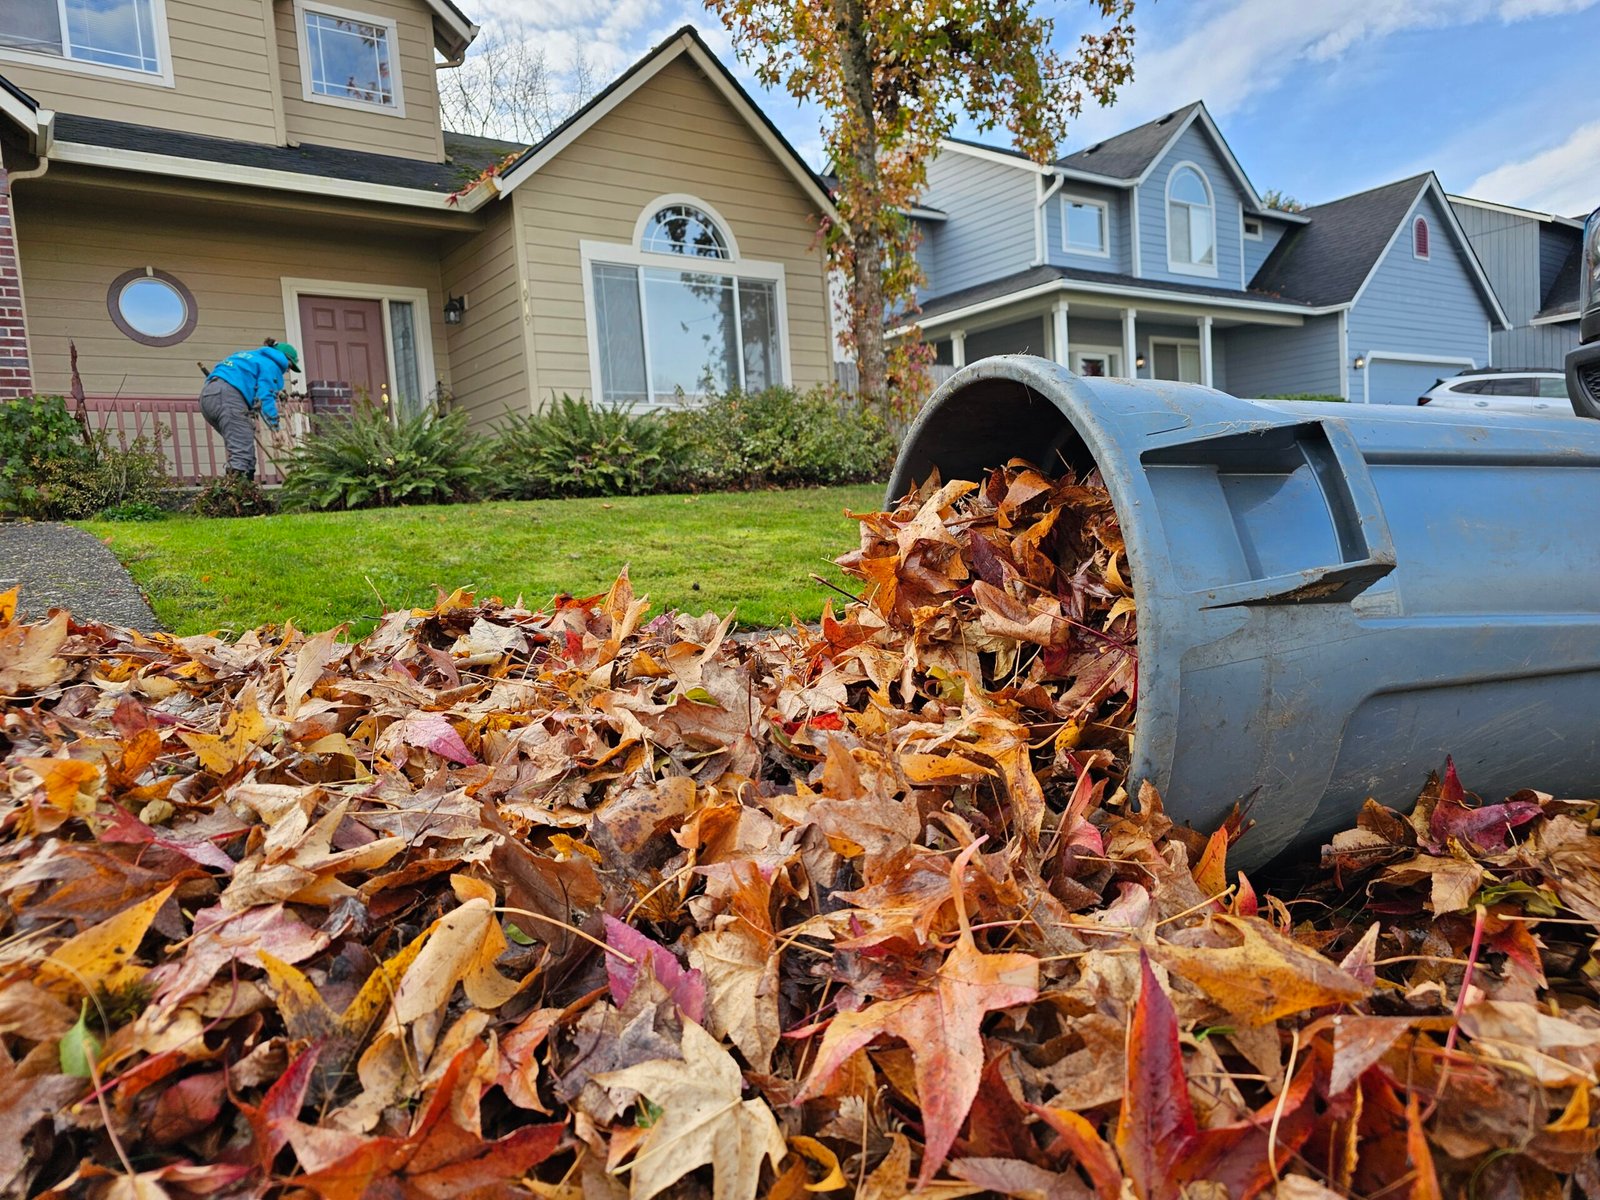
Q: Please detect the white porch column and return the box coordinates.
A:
[1052,300,1070,367]
[951,330,967,368]
[1121,308,1137,378]
[1199,315,1214,388]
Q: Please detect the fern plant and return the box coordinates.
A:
[279,404,487,511]
[489,396,670,498]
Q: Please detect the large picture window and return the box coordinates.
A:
[1,0,164,76]
[297,2,402,112]
[586,199,787,406]
[1166,164,1216,276]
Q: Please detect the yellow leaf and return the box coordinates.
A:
[40,884,176,996]
[21,757,101,817]
[179,691,270,774]
[0,587,15,624]
[337,929,430,1041]
[899,753,992,783]
[258,951,334,1041]
[1547,1081,1590,1132]
[789,1136,846,1191]
[1193,828,1229,900]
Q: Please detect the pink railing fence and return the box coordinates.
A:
[82,396,313,485]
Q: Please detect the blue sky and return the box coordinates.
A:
[478,0,1599,217]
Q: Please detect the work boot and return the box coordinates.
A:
[225,468,250,481]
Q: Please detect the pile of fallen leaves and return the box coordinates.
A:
[2,461,1599,1200]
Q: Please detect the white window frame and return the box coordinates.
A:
[1412,216,1430,261]
[1148,335,1203,383]
[293,0,406,117]
[1243,217,1263,240]
[581,195,791,408]
[1069,344,1122,377]
[0,0,174,87]
[1059,194,1110,259]
[279,277,438,414]
[1165,161,1218,278]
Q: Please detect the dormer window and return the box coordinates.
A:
[1166,164,1216,276]
[1062,197,1108,256]
[296,2,404,114]
[1413,216,1430,260]
[1,0,166,77]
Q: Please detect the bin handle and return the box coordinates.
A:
[1196,419,1397,608]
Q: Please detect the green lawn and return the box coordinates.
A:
[80,486,881,637]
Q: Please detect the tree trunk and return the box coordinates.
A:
[831,0,889,414]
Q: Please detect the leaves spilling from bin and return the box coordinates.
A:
[2,462,1599,1200]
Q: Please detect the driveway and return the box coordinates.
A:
[0,522,163,630]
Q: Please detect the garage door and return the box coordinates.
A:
[1367,359,1466,406]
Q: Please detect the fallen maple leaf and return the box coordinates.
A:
[0,609,69,694]
[603,914,706,1023]
[597,1019,787,1200]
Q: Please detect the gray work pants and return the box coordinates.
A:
[199,377,256,475]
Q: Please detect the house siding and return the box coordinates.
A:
[1218,316,1342,398]
[1451,201,1579,369]
[1243,217,1289,284]
[441,202,526,425]
[507,55,832,411]
[1349,191,1491,403]
[11,187,451,399]
[1137,121,1246,289]
[1047,181,1130,275]
[919,149,1037,297]
[1,0,280,145]
[275,0,447,163]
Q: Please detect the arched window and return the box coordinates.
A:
[1167,164,1216,275]
[1413,216,1430,260]
[641,203,730,259]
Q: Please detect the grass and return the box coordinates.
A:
[80,485,882,638]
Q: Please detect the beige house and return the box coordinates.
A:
[0,6,836,465]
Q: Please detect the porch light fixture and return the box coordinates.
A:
[1135,354,1146,370]
[443,294,467,325]
[1353,355,1366,370]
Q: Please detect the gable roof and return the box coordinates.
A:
[423,0,479,60]
[1250,173,1509,326]
[493,26,837,220]
[0,73,45,151]
[1447,193,1585,231]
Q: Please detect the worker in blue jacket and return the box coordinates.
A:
[199,339,302,480]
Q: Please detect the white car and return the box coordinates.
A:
[1417,370,1574,416]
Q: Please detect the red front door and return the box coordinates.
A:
[298,295,386,401]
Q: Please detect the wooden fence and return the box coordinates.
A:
[83,396,313,485]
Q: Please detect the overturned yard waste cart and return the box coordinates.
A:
[888,354,1600,863]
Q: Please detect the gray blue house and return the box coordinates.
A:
[1447,195,1583,370]
[909,102,1513,405]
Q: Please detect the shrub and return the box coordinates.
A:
[489,396,671,498]
[663,387,895,490]
[191,476,276,518]
[1264,393,1346,403]
[279,404,486,511]
[96,500,167,522]
[0,396,169,519]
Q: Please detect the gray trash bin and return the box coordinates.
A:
[887,354,1600,865]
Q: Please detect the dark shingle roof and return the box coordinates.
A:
[0,74,37,112]
[914,263,1317,323]
[1249,175,1427,307]
[1055,102,1201,180]
[51,112,525,195]
[1538,240,1581,319]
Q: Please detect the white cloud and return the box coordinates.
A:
[1062,0,1600,143]
[1465,119,1600,216]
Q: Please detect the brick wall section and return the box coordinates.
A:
[0,166,32,399]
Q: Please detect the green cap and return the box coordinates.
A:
[277,342,302,372]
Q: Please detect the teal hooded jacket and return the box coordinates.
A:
[208,346,292,427]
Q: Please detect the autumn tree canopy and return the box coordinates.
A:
[707,1,1137,412]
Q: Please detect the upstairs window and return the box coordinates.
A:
[299,3,402,112]
[1167,164,1216,275]
[1062,197,1108,256]
[641,204,731,259]
[1413,216,1430,260]
[1,0,164,76]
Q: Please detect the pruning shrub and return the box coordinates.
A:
[663,386,895,490]
[1,396,170,519]
[191,476,276,518]
[489,396,670,498]
[279,404,486,511]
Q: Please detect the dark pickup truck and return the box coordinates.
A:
[1568,208,1600,417]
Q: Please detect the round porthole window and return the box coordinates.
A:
[108,268,198,346]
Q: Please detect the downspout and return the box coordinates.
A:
[1034,171,1064,265]
[10,111,55,182]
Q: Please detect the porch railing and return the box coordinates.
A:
[83,396,314,485]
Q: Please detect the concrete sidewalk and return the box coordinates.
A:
[0,522,163,630]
